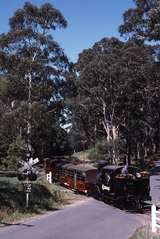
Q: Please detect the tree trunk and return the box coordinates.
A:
[111,125,119,164]
[137,143,140,160]
[144,145,148,158]
[152,142,156,154]
[127,145,131,165]
[102,120,111,142]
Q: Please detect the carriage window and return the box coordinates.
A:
[56,168,60,173]
[115,168,123,175]
[66,170,70,176]
[67,170,74,177]
[76,172,85,181]
[80,176,85,181]
[76,172,81,179]
[128,167,140,175]
[61,169,65,174]
[76,172,81,178]
[64,169,67,175]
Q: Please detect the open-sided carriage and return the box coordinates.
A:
[44,157,97,195]
[95,165,151,209]
[60,163,97,195]
[43,156,80,182]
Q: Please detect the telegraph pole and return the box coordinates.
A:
[26,176,29,209]
[25,73,32,209]
[17,73,39,209]
[27,73,32,152]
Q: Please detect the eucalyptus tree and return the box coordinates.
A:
[119,0,160,41]
[0,2,70,162]
[119,0,160,157]
[72,38,125,163]
[72,37,153,164]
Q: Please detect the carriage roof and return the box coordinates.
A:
[103,165,123,171]
[62,163,97,172]
[102,165,141,174]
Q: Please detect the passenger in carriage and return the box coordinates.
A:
[121,164,128,175]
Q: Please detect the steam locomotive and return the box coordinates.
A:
[95,162,151,208]
[44,157,151,209]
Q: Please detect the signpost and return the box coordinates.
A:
[23,181,32,208]
[23,182,32,193]
[17,157,39,209]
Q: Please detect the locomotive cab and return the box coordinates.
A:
[95,165,151,208]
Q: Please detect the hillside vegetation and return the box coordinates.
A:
[130,226,160,239]
[0,175,74,225]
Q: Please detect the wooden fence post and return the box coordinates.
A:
[152,204,157,233]
[46,171,52,184]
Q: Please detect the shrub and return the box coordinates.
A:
[88,138,126,163]
[6,136,28,170]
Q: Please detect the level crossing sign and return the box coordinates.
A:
[23,182,32,193]
[17,157,39,180]
[17,157,39,173]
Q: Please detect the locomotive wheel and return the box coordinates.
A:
[137,200,143,210]
[132,199,143,210]
[94,185,103,200]
[116,198,125,209]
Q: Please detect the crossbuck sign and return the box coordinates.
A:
[17,157,39,175]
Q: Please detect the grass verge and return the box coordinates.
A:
[130,225,160,239]
[0,176,74,226]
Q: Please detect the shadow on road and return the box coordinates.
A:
[102,199,151,215]
[155,178,160,181]
[125,204,151,214]
[0,221,34,227]
[150,165,160,176]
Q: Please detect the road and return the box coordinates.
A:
[1,172,160,239]
[0,197,149,239]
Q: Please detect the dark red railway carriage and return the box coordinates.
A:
[60,163,98,195]
[43,156,80,182]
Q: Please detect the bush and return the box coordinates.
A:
[88,139,110,162]
[6,136,28,170]
[0,176,69,224]
[88,138,126,163]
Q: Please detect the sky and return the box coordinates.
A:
[0,0,134,62]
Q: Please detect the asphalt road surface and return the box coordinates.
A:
[2,170,160,239]
[0,197,149,239]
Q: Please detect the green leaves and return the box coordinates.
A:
[119,0,160,41]
[7,136,28,170]
[70,36,157,163]
[9,2,67,31]
[0,2,71,167]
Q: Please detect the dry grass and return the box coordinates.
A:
[73,150,91,162]
[0,176,74,226]
[130,225,160,239]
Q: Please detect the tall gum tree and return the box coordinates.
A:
[0,2,70,159]
[73,38,125,164]
[119,0,159,41]
[72,37,153,164]
[119,0,160,157]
